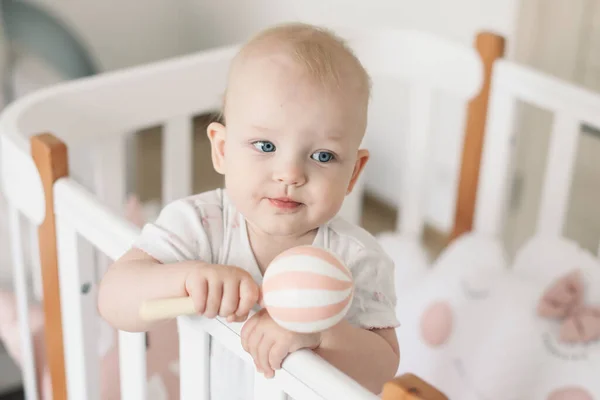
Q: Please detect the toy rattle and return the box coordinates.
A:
[139,245,354,333]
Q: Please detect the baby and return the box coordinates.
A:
[98,22,400,397]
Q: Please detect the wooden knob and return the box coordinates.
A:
[381,374,447,400]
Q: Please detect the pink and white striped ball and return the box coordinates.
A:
[262,245,354,333]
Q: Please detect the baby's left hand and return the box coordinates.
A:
[241,308,322,378]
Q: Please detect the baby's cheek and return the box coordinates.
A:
[419,301,453,347]
[547,387,593,400]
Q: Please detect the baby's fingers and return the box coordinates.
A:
[237,277,260,317]
[219,279,240,318]
[241,313,260,352]
[269,343,289,372]
[227,313,249,323]
[258,337,275,378]
[187,276,208,315]
[204,280,223,318]
[248,331,264,373]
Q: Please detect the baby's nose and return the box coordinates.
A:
[273,161,306,186]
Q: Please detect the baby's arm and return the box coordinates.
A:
[241,246,400,393]
[316,247,400,393]
[98,248,260,332]
[240,309,398,393]
[315,322,399,394]
[98,197,259,332]
[98,247,196,332]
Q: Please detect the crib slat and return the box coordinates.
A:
[7,207,39,400]
[118,331,147,400]
[254,372,288,400]
[536,114,580,236]
[163,116,193,204]
[55,217,100,400]
[93,135,127,211]
[473,72,518,237]
[178,317,210,400]
[399,86,432,237]
[27,222,44,302]
[92,135,128,279]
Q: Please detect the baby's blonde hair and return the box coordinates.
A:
[221,23,371,119]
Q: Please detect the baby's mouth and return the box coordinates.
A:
[268,197,303,209]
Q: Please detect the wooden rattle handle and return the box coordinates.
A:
[139,296,196,321]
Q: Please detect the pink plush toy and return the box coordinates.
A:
[0,195,180,399]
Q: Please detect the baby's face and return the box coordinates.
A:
[209,52,369,238]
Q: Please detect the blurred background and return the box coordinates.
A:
[0,0,599,397]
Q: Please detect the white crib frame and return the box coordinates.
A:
[0,27,507,400]
[473,60,600,243]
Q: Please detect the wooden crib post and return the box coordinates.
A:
[31,133,69,400]
[450,32,506,242]
[381,374,447,400]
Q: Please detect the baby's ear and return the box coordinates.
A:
[207,122,227,174]
[346,149,369,194]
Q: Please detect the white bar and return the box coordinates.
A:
[400,86,432,237]
[118,331,147,400]
[178,318,210,400]
[254,372,288,400]
[7,207,39,400]
[92,135,128,278]
[55,217,100,400]
[27,221,43,302]
[536,114,580,236]
[162,116,193,204]
[53,178,140,261]
[473,81,518,237]
[93,135,127,211]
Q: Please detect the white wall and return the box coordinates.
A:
[25,0,202,71]
[178,0,521,231]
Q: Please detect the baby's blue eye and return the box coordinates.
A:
[253,141,276,153]
[311,151,334,163]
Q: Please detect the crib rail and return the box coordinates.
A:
[0,44,239,143]
[177,310,378,400]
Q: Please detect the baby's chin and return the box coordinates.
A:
[251,216,320,237]
[246,208,333,238]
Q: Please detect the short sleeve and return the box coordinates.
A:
[346,249,399,330]
[133,199,211,264]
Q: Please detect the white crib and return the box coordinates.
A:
[0,27,507,399]
[393,46,600,399]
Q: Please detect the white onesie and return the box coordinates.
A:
[134,188,399,399]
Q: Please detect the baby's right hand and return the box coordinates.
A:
[184,264,260,322]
